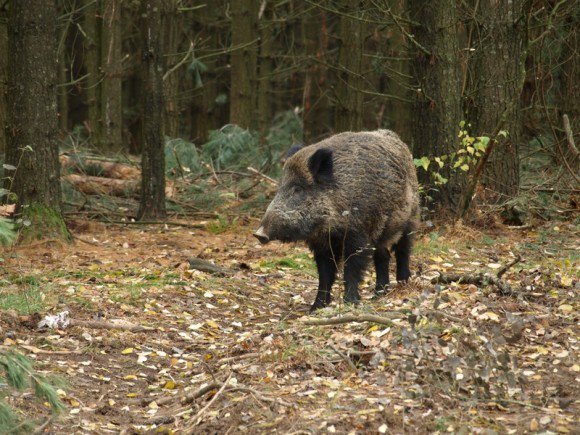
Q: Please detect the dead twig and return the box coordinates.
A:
[69,319,155,332]
[497,254,522,279]
[227,386,294,408]
[246,166,278,185]
[329,343,358,372]
[185,373,232,429]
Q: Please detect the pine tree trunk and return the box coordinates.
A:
[467,0,529,201]
[257,6,273,141]
[230,0,258,130]
[408,0,462,200]
[100,0,123,152]
[138,0,166,220]
[83,0,102,147]
[0,9,7,156]
[5,0,69,242]
[333,1,364,133]
[162,0,182,139]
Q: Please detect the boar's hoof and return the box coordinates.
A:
[343,293,361,305]
[253,226,269,244]
[373,286,390,299]
[396,268,411,282]
[309,300,328,313]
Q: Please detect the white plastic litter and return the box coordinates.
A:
[37,311,70,329]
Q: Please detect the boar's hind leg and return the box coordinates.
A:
[343,241,370,304]
[310,250,338,312]
[373,245,391,296]
[394,225,413,282]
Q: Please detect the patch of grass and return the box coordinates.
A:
[413,233,450,256]
[260,253,315,271]
[207,215,238,235]
[108,286,143,306]
[0,285,45,315]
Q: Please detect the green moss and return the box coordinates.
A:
[18,203,71,243]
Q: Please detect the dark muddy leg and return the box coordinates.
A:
[310,249,337,312]
[394,228,412,282]
[373,245,390,296]
[343,247,369,304]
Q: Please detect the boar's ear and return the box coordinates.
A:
[285,144,303,159]
[308,148,333,183]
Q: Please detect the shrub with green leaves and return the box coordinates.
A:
[0,217,16,247]
[413,121,500,186]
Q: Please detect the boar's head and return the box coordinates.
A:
[254,147,335,244]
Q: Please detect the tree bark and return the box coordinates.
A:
[83,0,102,147]
[257,5,274,141]
[100,0,123,152]
[229,0,258,130]
[138,0,166,220]
[467,0,530,201]
[161,0,182,139]
[333,0,365,133]
[408,0,462,200]
[0,7,7,155]
[5,0,69,242]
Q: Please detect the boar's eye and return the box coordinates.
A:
[292,185,304,194]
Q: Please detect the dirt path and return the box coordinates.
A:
[0,219,578,433]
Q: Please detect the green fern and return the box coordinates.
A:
[0,217,16,246]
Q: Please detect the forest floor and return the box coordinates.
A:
[0,216,578,434]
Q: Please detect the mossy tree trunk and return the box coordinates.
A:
[5,0,69,242]
[467,0,530,201]
[100,0,123,152]
[333,0,365,133]
[408,0,462,202]
[138,0,166,220]
[229,0,258,130]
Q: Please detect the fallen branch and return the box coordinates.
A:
[60,154,140,180]
[188,257,232,276]
[227,386,294,408]
[69,319,155,332]
[431,255,522,296]
[97,220,206,229]
[302,312,405,326]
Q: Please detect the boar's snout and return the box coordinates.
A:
[253,226,270,244]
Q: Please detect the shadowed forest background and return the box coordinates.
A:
[0,0,578,433]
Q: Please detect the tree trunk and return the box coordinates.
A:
[100,0,123,152]
[557,11,579,170]
[161,0,182,139]
[5,0,69,242]
[0,8,7,156]
[333,1,364,133]
[257,5,274,141]
[83,0,102,147]
[467,0,529,201]
[408,0,462,201]
[138,0,166,220]
[229,0,258,130]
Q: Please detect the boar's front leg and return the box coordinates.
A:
[310,249,337,312]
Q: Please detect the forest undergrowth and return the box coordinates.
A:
[0,199,577,433]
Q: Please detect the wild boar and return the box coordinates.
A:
[254,130,419,312]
